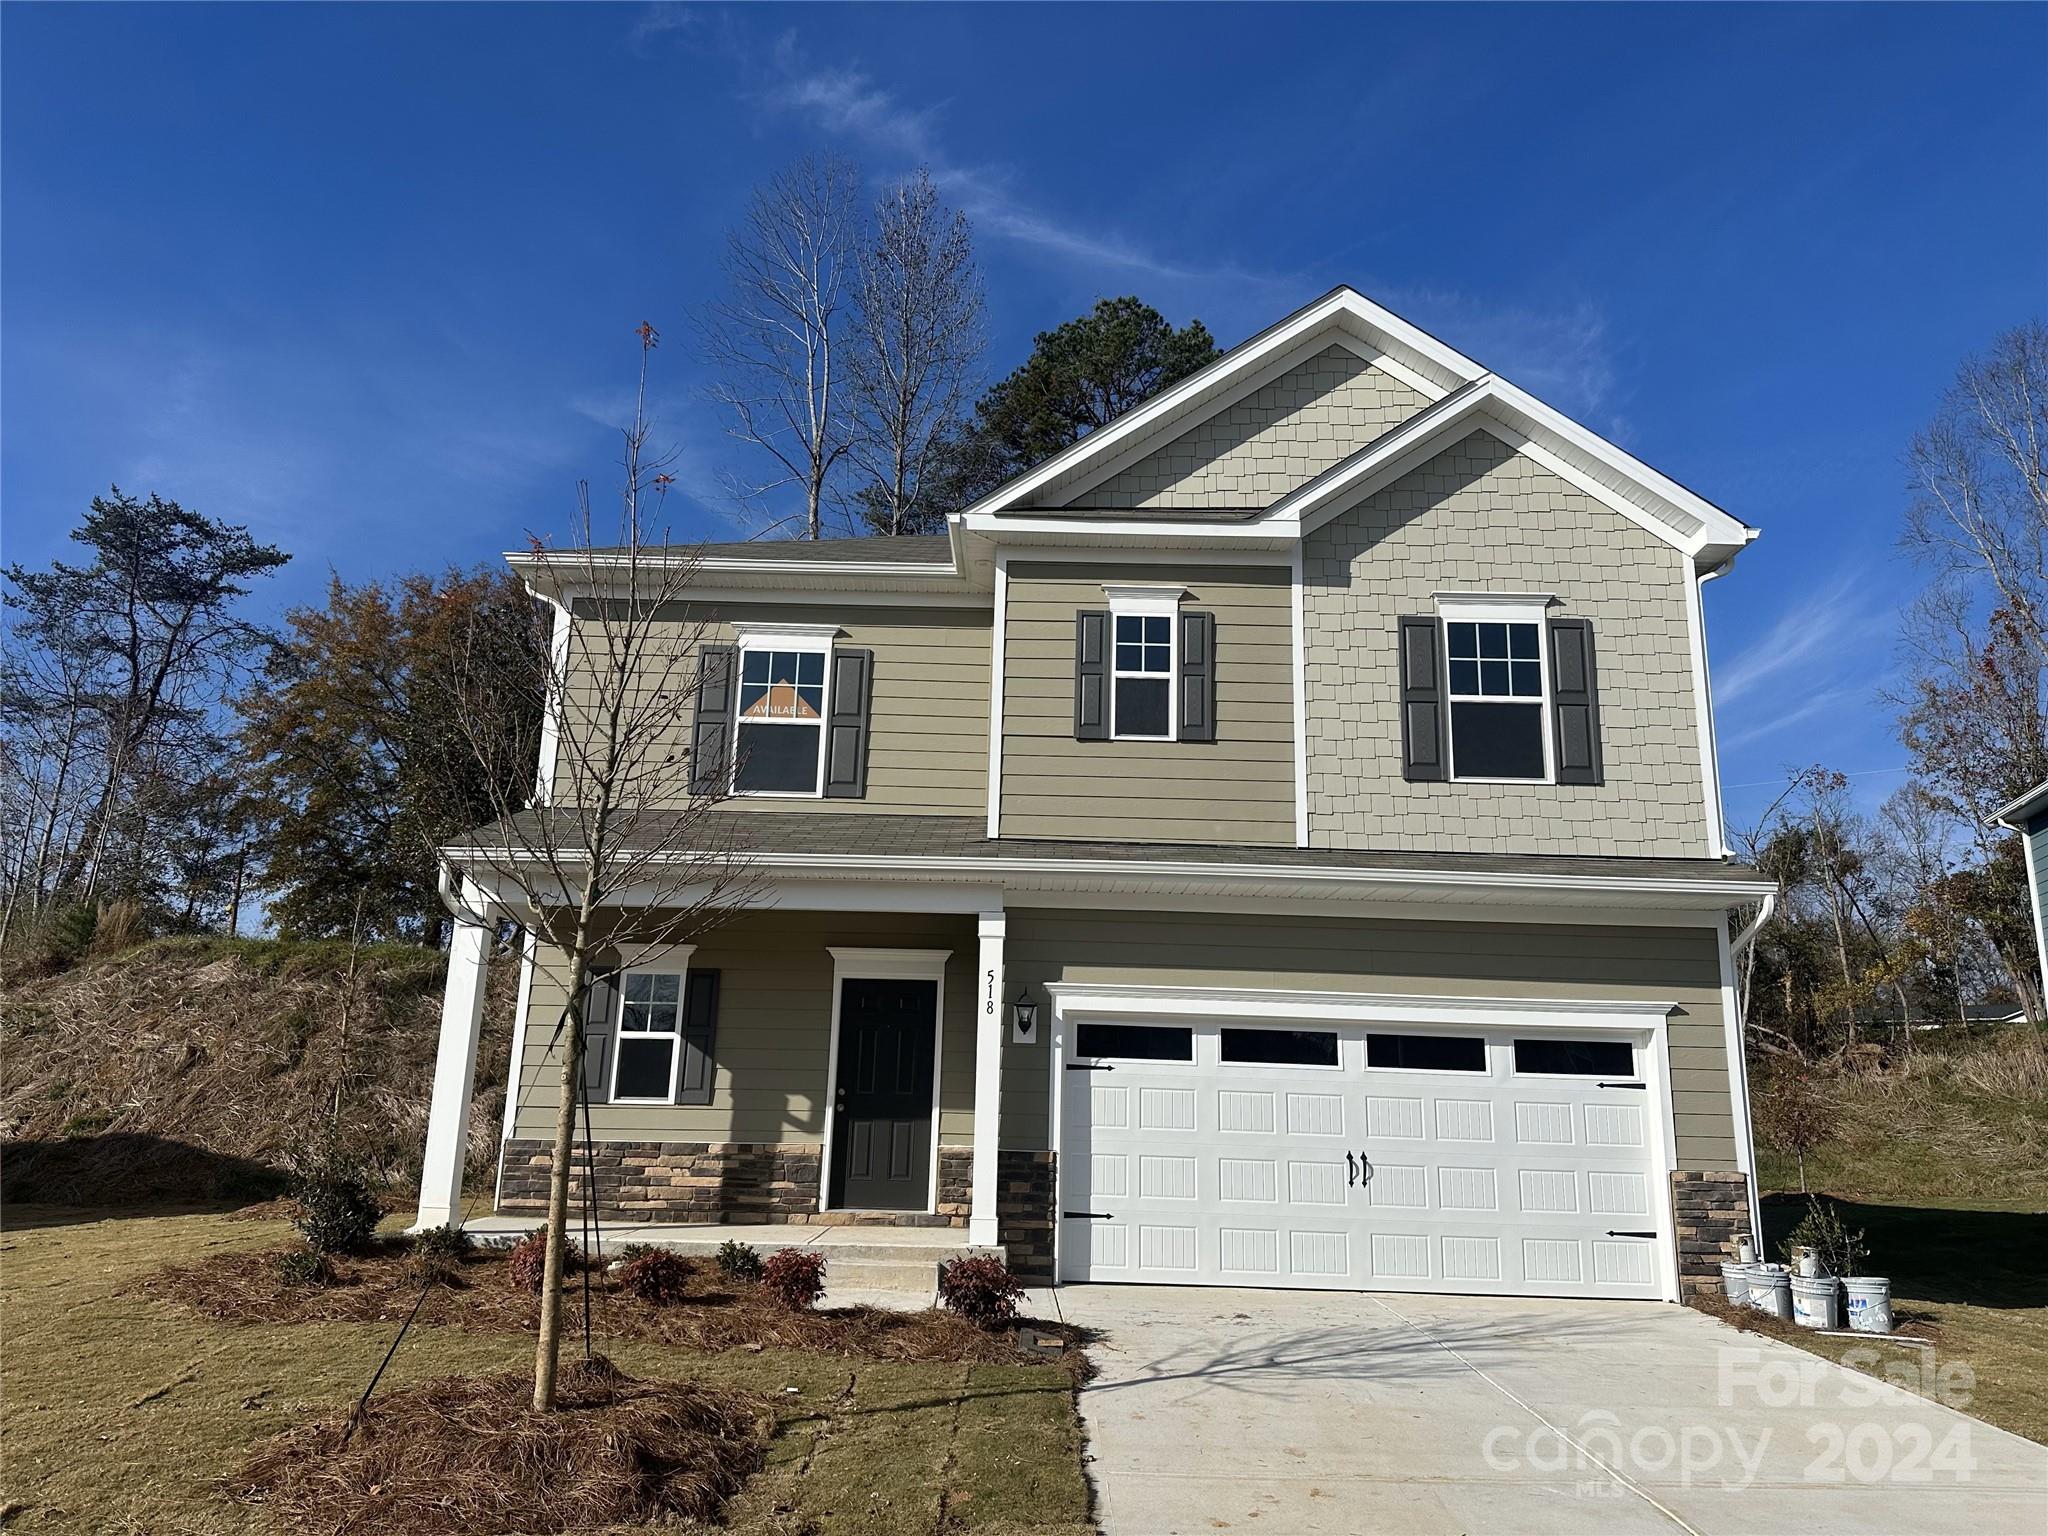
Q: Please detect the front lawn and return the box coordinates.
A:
[0,1206,1094,1535]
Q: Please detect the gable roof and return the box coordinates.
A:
[954,285,1757,569]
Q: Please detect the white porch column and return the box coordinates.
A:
[970,910,1006,1246]
[414,889,492,1230]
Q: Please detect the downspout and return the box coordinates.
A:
[1726,888,1777,1254]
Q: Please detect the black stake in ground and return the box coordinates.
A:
[340,1277,433,1448]
[578,1063,601,1363]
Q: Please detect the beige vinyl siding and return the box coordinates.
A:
[1302,429,1709,857]
[1071,346,1431,509]
[1000,908,1738,1168]
[554,601,990,816]
[510,911,979,1146]
[1000,562,1294,845]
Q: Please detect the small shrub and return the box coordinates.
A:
[507,1229,583,1294]
[1781,1196,1869,1277]
[288,1144,381,1256]
[275,1249,334,1288]
[407,1224,473,1285]
[759,1248,826,1312]
[715,1239,763,1282]
[619,1249,693,1306]
[615,1242,660,1265]
[937,1255,1025,1330]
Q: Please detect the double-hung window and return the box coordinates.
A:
[733,624,834,795]
[1438,597,1552,782]
[611,969,686,1102]
[1106,588,1178,740]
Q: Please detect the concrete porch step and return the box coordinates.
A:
[450,1215,999,1293]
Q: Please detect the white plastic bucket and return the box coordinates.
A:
[1790,1274,1839,1329]
[1748,1265,1793,1320]
[1719,1261,1755,1304]
[1843,1276,1893,1334]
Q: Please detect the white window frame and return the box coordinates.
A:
[1105,585,1181,742]
[1509,1036,1640,1081]
[730,621,838,799]
[1435,594,1554,785]
[607,948,697,1105]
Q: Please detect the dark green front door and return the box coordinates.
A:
[829,977,936,1211]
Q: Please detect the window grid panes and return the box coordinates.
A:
[738,648,826,722]
[1447,621,1543,700]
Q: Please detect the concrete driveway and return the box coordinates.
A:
[1049,1285,2048,1536]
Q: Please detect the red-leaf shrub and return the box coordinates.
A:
[506,1230,582,1294]
[619,1249,693,1306]
[936,1255,1025,1329]
[758,1248,827,1311]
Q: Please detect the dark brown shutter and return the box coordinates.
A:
[1398,616,1447,782]
[689,644,736,795]
[580,966,621,1104]
[677,969,719,1106]
[1549,618,1603,786]
[1074,610,1109,741]
[823,648,873,798]
[1177,610,1216,743]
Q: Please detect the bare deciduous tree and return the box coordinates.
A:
[1903,321,2048,677]
[430,325,760,1410]
[847,168,985,537]
[701,155,862,540]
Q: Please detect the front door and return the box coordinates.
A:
[828,977,936,1210]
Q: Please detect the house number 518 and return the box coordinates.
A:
[985,967,996,1015]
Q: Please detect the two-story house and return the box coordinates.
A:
[414,286,1774,1301]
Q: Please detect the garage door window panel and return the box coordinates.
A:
[1219,1028,1340,1068]
[1513,1037,1636,1077]
[1366,1032,1488,1073]
[1075,1022,1192,1062]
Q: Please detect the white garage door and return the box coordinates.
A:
[1057,1019,1667,1298]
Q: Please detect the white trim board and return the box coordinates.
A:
[820,947,953,1215]
[1040,980,1677,1031]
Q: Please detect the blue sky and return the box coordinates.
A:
[5,3,2045,832]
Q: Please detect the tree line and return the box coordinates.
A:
[1736,323,2048,1052]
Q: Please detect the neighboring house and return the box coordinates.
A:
[1991,778,2048,1012]
[416,286,1776,1302]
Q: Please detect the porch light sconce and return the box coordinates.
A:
[1010,988,1039,1045]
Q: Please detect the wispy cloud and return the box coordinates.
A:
[741,33,1296,298]
[1715,567,1892,709]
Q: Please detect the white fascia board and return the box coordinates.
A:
[1990,779,2048,828]
[958,287,1485,520]
[1272,377,1756,565]
[1042,979,1676,1032]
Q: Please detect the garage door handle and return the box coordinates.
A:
[1597,1081,1646,1090]
[1066,1062,1114,1072]
[1063,1211,1114,1220]
[1605,1230,1657,1238]
[1346,1151,1357,1187]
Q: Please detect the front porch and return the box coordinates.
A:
[413,895,1052,1274]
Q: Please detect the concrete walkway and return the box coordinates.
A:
[1051,1285,2048,1536]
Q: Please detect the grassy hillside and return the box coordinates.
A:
[1,937,516,1204]
[1754,1031,2048,1203]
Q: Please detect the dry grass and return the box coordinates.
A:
[233,1355,771,1535]
[2,1206,1093,1535]
[0,938,515,1202]
[141,1239,1088,1369]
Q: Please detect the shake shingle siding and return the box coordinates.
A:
[1073,346,1431,509]
[1303,429,1709,857]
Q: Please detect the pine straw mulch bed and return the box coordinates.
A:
[139,1241,1091,1371]
[230,1354,770,1536]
